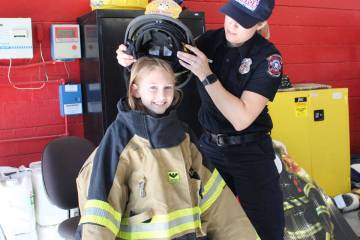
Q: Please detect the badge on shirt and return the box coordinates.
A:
[238,58,252,75]
[267,54,282,77]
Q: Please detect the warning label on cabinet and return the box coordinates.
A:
[294,97,307,117]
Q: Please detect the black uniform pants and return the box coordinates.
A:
[199,134,285,240]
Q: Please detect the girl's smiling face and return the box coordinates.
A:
[131,66,175,114]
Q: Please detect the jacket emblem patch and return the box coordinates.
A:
[238,58,252,75]
[168,171,180,183]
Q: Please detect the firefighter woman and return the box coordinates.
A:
[175,0,285,239]
[76,57,257,239]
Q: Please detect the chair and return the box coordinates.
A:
[41,136,95,240]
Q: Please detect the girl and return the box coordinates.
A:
[76,57,256,240]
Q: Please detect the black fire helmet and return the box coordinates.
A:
[124,14,195,88]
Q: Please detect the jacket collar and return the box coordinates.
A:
[116,98,186,149]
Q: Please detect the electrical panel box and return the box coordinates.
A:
[0,18,33,59]
[51,24,81,60]
[83,25,98,59]
[59,84,83,116]
[268,88,350,197]
[85,82,102,113]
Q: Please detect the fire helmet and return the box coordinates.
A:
[124,14,194,88]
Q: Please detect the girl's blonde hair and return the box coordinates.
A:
[128,56,177,110]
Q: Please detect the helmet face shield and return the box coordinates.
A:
[124,14,194,88]
[137,29,180,66]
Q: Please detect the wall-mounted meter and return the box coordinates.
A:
[51,24,81,60]
[59,84,83,116]
[0,18,33,59]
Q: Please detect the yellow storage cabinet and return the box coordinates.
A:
[268,88,350,197]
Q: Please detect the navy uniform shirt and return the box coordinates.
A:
[195,28,282,135]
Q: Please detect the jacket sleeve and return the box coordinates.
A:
[76,125,129,240]
[188,142,257,240]
[302,178,334,235]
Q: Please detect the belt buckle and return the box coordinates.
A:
[216,134,225,146]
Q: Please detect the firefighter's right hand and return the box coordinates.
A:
[116,44,136,67]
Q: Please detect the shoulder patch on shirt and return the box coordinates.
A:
[267,54,282,78]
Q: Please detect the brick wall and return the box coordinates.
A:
[0,0,90,166]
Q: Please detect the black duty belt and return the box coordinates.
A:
[205,131,269,147]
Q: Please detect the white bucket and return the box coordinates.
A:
[29,161,68,226]
[0,167,36,237]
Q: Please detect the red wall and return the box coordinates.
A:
[0,0,91,166]
[1,0,360,167]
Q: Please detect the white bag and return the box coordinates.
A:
[0,167,36,236]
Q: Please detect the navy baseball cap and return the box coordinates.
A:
[220,0,274,28]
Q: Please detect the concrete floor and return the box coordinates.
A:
[343,210,360,237]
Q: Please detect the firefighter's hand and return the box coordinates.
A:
[116,44,136,67]
[177,44,212,81]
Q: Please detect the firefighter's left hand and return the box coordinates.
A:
[177,44,212,81]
